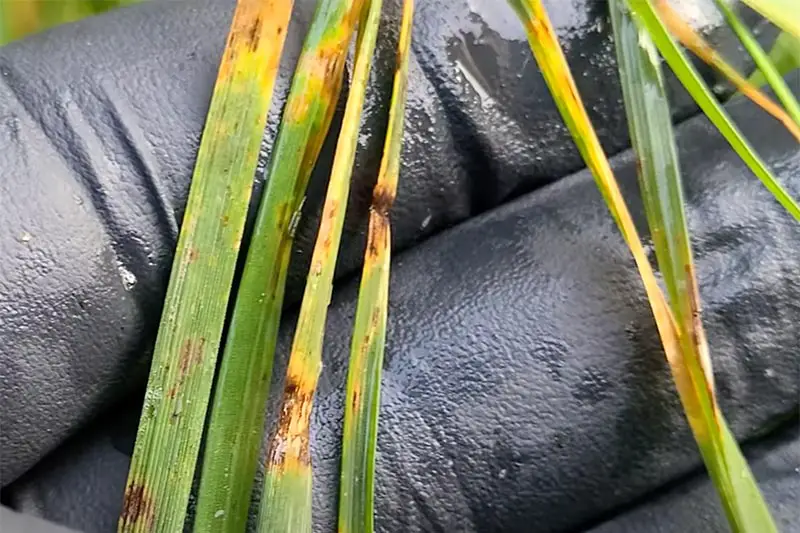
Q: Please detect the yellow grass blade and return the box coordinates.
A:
[740,0,800,40]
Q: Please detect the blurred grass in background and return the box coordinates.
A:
[0,0,137,45]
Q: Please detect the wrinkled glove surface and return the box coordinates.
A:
[0,0,798,531]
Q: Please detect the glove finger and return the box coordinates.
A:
[6,87,798,532]
[303,88,800,532]
[0,0,773,483]
[584,421,799,533]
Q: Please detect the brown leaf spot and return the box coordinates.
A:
[221,214,230,227]
[286,45,346,122]
[245,16,263,52]
[268,375,314,470]
[187,247,200,264]
[366,216,389,259]
[371,183,395,217]
[120,483,154,529]
[178,337,206,378]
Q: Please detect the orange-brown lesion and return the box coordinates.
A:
[365,214,389,260]
[178,337,206,378]
[217,0,292,79]
[284,2,365,123]
[284,45,347,123]
[268,372,315,471]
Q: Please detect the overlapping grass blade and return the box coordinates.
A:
[500,10,692,497]
[611,3,777,530]
[712,0,800,126]
[338,1,414,532]
[118,1,291,531]
[767,32,800,73]
[255,0,382,531]
[655,0,800,140]
[750,31,800,85]
[626,0,800,222]
[193,1,363,531]
[506,0,665,260]
[739,0,800,39]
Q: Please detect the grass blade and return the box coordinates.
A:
[255,0,383,531]
[501,5,691,471]
[118,1,290,531]
[740,0,800,40]
[193,1,363,531]
[506,0,661,254]
[749,31,800,85]
[712,0,800,126]
[338,1,414,531]
[627,0,800,222]
[655,0,800,141]
[611,3,777,530]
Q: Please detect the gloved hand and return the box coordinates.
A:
[0,0,798,532]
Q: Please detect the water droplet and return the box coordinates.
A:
[214,510,225,519]
[498,469,507,479]
[421,214,432,230]
[19,231,32,243]
[454,53,495,110]
[117,262,137,291]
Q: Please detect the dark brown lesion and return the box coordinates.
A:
[245,15,263,52]
[350,387,361,414]
[371,183,396,218]
[120,482,155,531]
[268,375,314,469]
[366,212,390,259]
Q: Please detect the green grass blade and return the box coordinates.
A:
[255,0,382,531]
[627,0,800,222]
[713,0,800,126]
[611,0,696,337]
[193,1,363,531]
[740,0,800,39]
[750,31,800,85]
[767,31,800,73]
[502,9,694,494]
[612,3,777,530]
[338,1,414,532]
[118,1,290,531]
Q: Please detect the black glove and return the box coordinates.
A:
[1,0,797,531]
